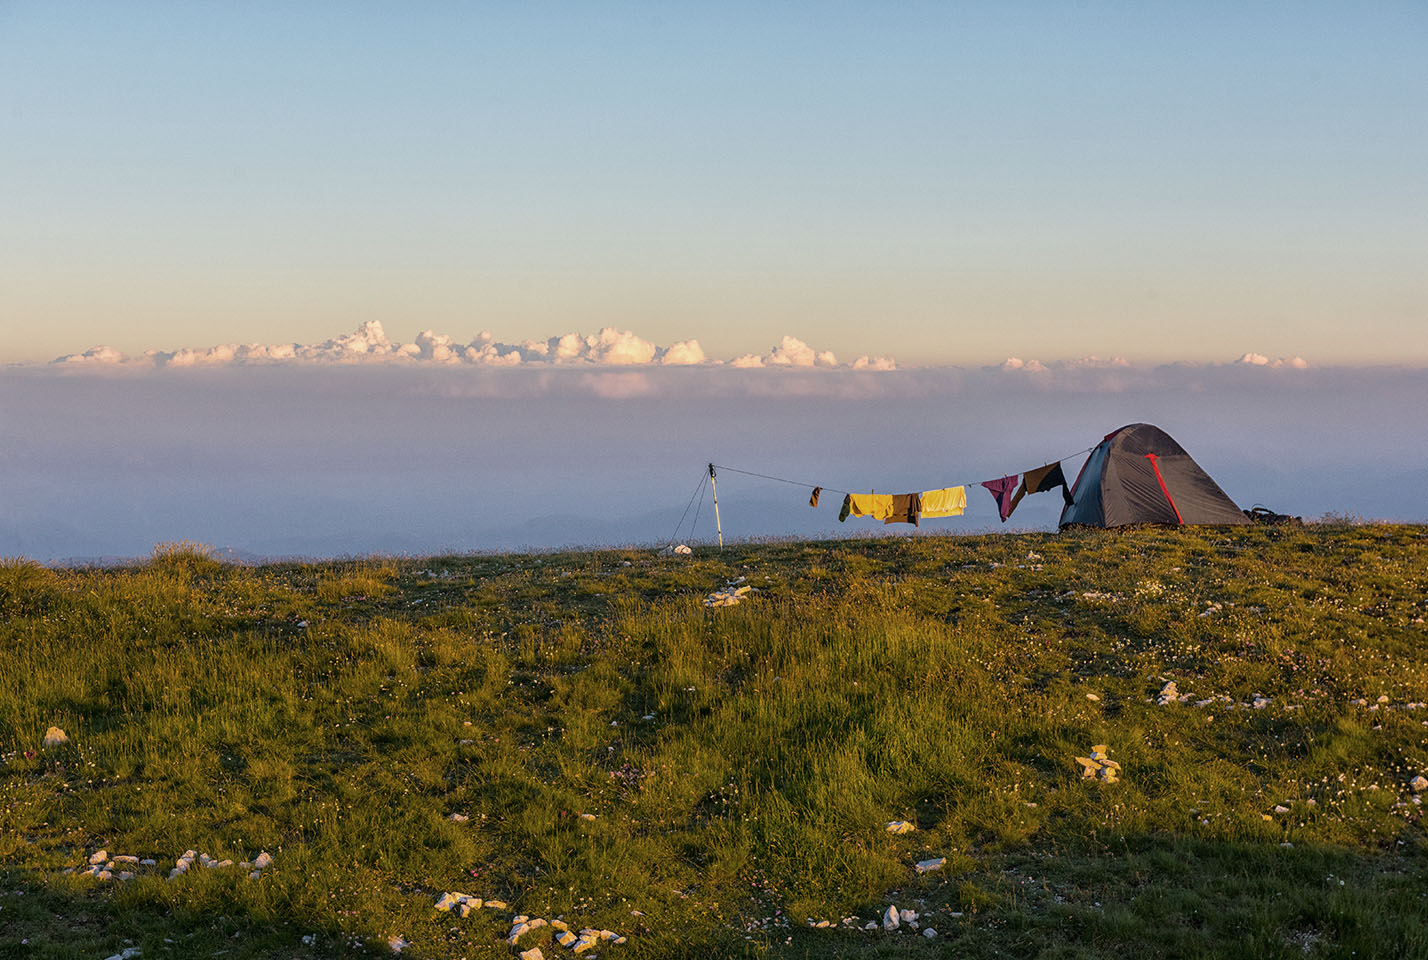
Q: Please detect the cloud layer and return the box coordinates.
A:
[52,322,896,371]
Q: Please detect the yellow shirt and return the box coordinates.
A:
[919,486,966,518]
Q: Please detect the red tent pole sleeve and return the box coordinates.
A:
[1144,454,1184,525]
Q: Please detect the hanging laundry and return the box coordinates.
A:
[981,475,1019,523]
[1006,462,1072,518]
[883,493,920,525]
[839,493,896,522]
[809,486,821,508]
[918,486,966,518]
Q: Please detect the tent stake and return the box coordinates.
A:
[708,463,723,550]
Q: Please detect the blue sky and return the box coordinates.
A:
[3,2,1425,365]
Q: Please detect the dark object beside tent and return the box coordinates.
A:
[1060,423,1250,528]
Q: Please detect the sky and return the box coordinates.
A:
[1,4,1425,560]
[2,2,1425,366]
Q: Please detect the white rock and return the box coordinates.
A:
[387,935,410,953]
[90,850,109,864]
[118,871,134,880]
[923,928,938,938]
[899,908,918,923]
[1410,775,1428,792]
[448,813,469,823]
[882,905,900,930]
[253,851,273,869]
[43,726,69,747]
[915,857,946,874]
[485,899,508,910]
[519,949,545,960]
[140,859,156,866]
[556,931,578,947]
[886,820,915,834]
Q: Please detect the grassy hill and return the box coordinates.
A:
[2,525,1427,959]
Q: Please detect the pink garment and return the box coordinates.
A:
[981,474,1019,523]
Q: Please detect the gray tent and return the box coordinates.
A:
[1060,423,1249,528]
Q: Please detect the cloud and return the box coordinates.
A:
[659,339,706,366]
[54,345,125,364]
[1237,352,1309,369]
[48,323,889,372]
[765,335,837,368]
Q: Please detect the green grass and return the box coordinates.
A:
[2,525,1427,958]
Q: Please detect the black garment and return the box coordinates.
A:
[1008,462,1072,518]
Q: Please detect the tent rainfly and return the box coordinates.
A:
[1060,423,1250,528]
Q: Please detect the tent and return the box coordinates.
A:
[1060,423,1250,528]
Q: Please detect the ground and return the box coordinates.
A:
[2,524,1427,958]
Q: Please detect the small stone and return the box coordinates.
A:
[885,821,914,834]
[485,900,508,910]
[915,857,946,874]
[90,850,109,865]
[550,919,569,931]
[1085,693,1099,701]
[253,851,273,869]
[519,949,545,960]
[43,726,69,747]
[579,812,596,821]
[448,813,469,823]
[1377,695,1389,703]
[112,855,138,864]
[118,871,135,880]
[556,931,578,947]
[899,909,918,923]
[882,905,900,930]
[1273,804,1290,814]
[387,935,410,953]
[1410,775,1428,792]
[923,928,938,938]
[140,859,156,866]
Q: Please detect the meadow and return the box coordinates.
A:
[2,524,1426,959]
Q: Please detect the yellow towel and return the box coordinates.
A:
[919,486,966,518]
[843,493,897,521]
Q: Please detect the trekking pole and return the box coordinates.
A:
[708,463,723,550]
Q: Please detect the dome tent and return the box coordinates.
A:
[1060,424,1250,528]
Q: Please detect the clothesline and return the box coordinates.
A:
[668,444,1101,547]
[710,443,1098,499]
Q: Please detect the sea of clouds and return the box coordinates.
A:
[3,324,1422,562]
